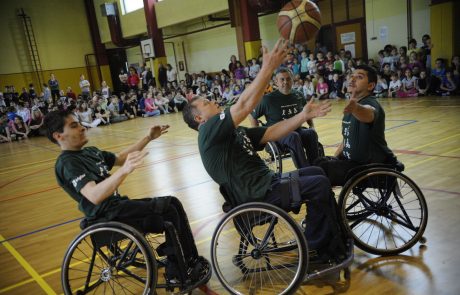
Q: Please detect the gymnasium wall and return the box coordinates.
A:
[0,0,96,93]
[365,0,430,60]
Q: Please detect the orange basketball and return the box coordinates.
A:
[277,0,322,44]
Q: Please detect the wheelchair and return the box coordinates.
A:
[210,186,354,295]
[61,218,211,294]
[256,135,325,174]
[258,143,428,256]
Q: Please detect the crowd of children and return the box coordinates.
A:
[1,34,458,144]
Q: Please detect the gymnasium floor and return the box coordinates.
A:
[0,96,459,295]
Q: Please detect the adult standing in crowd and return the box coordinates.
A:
[48,74,60,103]
[79,74,91,99]
[166,64,178,85]
[128,67,140,91]
[158,63,168,89]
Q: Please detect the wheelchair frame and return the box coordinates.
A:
[61,221,211,295]
[259,141,428,255]
[213,143,429,293]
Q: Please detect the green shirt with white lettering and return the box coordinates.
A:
[198,108,274,205]
[252,89,305,126]
[55,147,126,219]
[341,96,395,164]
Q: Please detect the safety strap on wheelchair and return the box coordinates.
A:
[279,170,301,213]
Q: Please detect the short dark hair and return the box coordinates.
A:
[355,65,377,85]
[182,96,201,131]
[275,67,293,76]
[44,109,73,144]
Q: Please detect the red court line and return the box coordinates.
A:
[0,167,52,189]
[199,285,220,295]
[0,152,199,201]
[1,186,60,202]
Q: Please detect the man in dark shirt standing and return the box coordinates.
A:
[44,110,202,280]
[183,39,345,261]
[317,65,396,186]
[249,68,320,167]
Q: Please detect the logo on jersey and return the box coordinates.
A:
[72,174,86,188]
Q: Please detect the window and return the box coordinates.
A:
[121,0,144,14]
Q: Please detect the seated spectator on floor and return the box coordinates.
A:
[398,69,419,97]
[374,73,388,98]
[431,58,447,92]
[388,73,402,98]
[437,71,457,96]
[12,115,30,140]
[316,77,329,99]
[29,106,45,136]
[154,92,170,114]
[0,113,11,142]
[303,78,315,100]
[172,90,188,111]
[417,70,431,96]
[329,73,344,99]
[316,65,397,186]
[78,102,101,128]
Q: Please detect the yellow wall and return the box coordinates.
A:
[155,0,228,28]
[0,0,93,73]
[0,0,95,92]
[412,0,430,45]
[430,1,456,66]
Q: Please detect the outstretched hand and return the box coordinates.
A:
[261,38,289,71]
[343,98,358,114]
[303,99,332,121]
[148,125,169,141]
[122,150,149,174]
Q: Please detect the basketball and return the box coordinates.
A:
[277,0,322,44]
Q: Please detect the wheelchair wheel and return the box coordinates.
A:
[338,168,428,255]
[211,202,308,295]
[258,141,282,174]
[62,222,157,295]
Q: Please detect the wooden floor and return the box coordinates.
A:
[0,96,459,295]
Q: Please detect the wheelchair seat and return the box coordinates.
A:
[344,160,405,183]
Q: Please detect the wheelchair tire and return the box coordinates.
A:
[61,222,157,295]
[338,168,428,255]
[258,141,282,174]
[211,202,308,295]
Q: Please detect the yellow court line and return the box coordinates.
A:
[0,278,35,294]
[405,146,460,170]
[409,133,460,151]
[0,234,57,295]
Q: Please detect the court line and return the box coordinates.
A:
[0,179,215,243]
[422,187,460,196]
[0,234,57,295]
[410,133,460,150]
[405,147,460,170]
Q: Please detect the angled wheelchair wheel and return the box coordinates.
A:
[258,141,282,174]
[211,203,308,295]
[62,222,157,295]
[338,168,428,255]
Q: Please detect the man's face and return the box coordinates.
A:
[192,98,221,125]
[275,72,293,94]
[55,115,88,149]
[347,69,374,95]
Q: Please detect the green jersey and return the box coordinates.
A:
[55,147,126,219]
[198,108,275,205]
[341,96,394,164]
[252,90,305,126]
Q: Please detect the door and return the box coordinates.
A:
[335,20,365,59]
[107,48,128,94]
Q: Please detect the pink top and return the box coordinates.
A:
[316,82,329,94]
